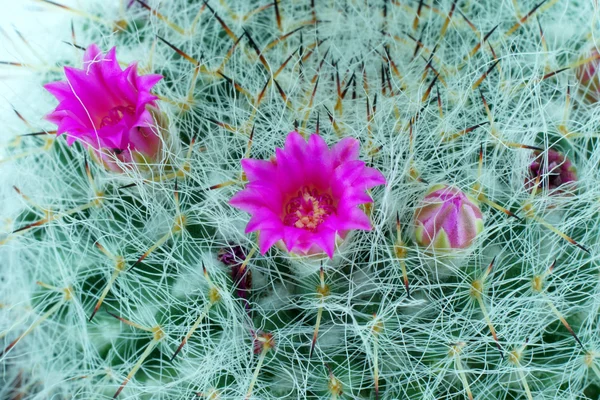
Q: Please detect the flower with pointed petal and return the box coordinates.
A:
[230,131,386,258]
[44,44,164,172]
[414,185,484,251]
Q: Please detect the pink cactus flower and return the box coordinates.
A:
[525,149,577,194]
[414,185,484,251]
[44,44,163,171]
[576,49,600,103]
[230,131,386,258]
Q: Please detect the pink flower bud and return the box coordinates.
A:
[414,185,484,251]
[44,44,165,172]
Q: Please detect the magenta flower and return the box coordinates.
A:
[229,132,386,258]
[414,185,484,251]
[525,149,577,194]
[576,49,600,103]
[44,44,163,171]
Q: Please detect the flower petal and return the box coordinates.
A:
[334,207,372,231]
[137,73,163,92]
[241,158,278,183]
[338,191,373,208]
[311,229,337,258]
[282,226,304,252]
[246,213,284,233]
[330,137,360,166]
[331,160,366,197]
[258,230,282,255]
[305,134,334,189]
[361,166,387,189]
[275,147,305,190]
[43,81,72,102]
[282,131,308,162]
[83,43,102,64]
[229,187,283,214]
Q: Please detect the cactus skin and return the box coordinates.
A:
[1,1,600,399]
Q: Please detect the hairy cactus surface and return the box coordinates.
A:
[2,1,600,399]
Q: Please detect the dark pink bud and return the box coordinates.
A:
[525,149,577,194]
[218,246,251,310]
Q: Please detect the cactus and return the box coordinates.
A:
[2,0,600,399]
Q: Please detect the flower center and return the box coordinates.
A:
[100,105,136,128]
[283,187,336,231]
